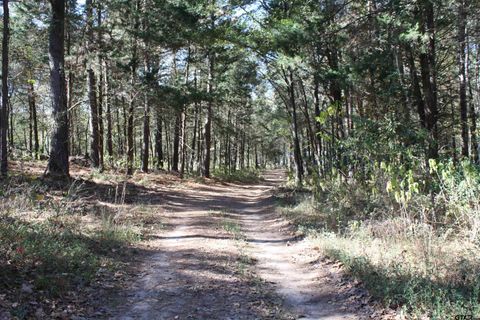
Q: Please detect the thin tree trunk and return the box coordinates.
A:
[105,63,114,160]
[86,0,100,167]
[155,113,164,169]
[289,69,304,186]
[142,0,150,173]
[190,73,199,172]
[203,53,214,178]
[458,0,469,158]
[1,0,9,176]
[97,5,104,169]
[172,113,180,172]
[28,81,39,159]
[469,41,479,163]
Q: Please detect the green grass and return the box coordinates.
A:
[0,176,142,302]
[0,216,100,295]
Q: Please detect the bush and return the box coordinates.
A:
[280,158,480,318]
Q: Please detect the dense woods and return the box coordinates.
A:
[1,0,480,318]
[0,0,479,181]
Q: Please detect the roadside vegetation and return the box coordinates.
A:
[0,164,152,318]
[279,160,480,319]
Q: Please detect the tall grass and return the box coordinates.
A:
[280,160,480,318]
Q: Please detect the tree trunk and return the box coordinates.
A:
[406,45,426,128]
[28,81,39,159]
[289,69,304,186]
[97,5,104,169]
[469,41,479,163]
[172,113,180,172]
[155,113,164,169]
[86,0,100,167]
[1,0,9,176]
[105,63,114,159]
[142,63,150,172]
[47,0,69,178]
[418,1,439,159]
[127,0,140,175]
[458,0,468,158]
[203,53,214,178]
[190,74,199,172]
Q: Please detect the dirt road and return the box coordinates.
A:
[109,171,371,320]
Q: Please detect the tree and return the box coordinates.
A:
[1,0,10,177]
[47,0,69,178]
[86,0,101,168]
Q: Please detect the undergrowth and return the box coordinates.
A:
[0,174,142,317]
[278,160,480,319]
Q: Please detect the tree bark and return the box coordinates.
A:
[1,0,9,176]
[418,0,439,159]
[469,41,479,163]
[28,81,39,160]
[155,113,164,169]
[288,69,304,186]
[86,0,100,167]
[47,0,69,178]
[203,53,214,178]
[458,0,469,158]
[105,63,114,159]
[126,0,140,175]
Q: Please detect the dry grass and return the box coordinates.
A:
[278,188,480,319]
[0,163,178,319]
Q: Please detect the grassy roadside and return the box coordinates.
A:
[275,187,480,319]
[0,170,156,319]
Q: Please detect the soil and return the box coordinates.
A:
[105,170,386,320]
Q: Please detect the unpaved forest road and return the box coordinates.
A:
[109,171,375,320]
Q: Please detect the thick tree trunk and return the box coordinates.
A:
[1,0,9,176]
[47,0,69,178]
[127,0,140,175]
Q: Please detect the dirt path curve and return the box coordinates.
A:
[110,170,369,320]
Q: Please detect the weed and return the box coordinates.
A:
[278,179,480,318]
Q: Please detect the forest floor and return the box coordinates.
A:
[0,164,394,319]
[103,170,391,319]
